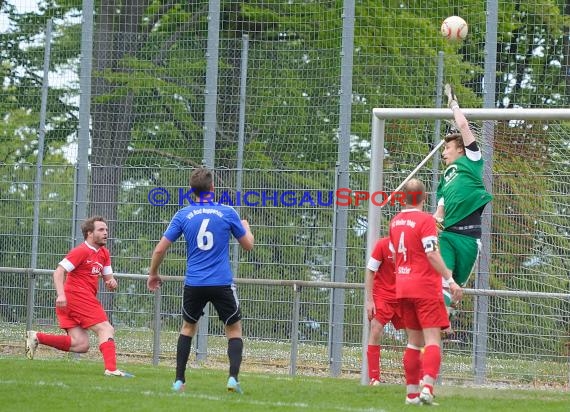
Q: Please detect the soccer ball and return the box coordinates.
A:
[441,16,468,41]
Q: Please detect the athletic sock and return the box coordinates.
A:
[227,337,243,379]
[403,345,422,385]
[99,338,117,371]
[421,345,442,384]
[176,334,192,383]
[366,344,380,381]
[36,332,71,351]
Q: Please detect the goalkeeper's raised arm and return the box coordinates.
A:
[445,84,476,149]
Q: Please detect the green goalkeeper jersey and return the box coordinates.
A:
[436,155,493,228]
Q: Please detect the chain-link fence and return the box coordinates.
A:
[1,0,569,388]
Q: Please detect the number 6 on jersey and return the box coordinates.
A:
[197,219,213,250]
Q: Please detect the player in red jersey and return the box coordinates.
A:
[364,236,403,385]
[25,216,133,377]
[389,179,462,405]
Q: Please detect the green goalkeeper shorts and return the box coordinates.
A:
[439,230,481,286]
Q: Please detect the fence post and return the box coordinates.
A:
[25,269,36,331]
[289,283,301,376]
[329,0,356,378]
[474,0,500,385]
[152,288,162,366]
[74,0,93,241]
[196,0,222,362]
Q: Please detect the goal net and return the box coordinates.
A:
[368,108,570,385]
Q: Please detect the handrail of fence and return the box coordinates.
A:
[1,266,569,382]
[3,266,569,299]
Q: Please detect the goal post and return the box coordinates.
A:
[363,107,570,386]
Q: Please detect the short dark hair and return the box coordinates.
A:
[403,178,426,206]
[81,216,107,239]
[190,167,214,197]
[444,132,464,150]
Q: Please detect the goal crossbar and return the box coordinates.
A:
[372,107,570,120]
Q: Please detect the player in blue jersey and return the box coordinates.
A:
[147,166,254,394]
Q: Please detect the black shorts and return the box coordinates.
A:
[182,284,242,326]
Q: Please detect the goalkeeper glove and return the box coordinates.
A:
[444,83,459,109]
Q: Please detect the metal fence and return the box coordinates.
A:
[1,267,568,388]
[1,0,570,390]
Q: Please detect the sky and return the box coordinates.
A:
[1,0,82,163]
[0,0,39,32]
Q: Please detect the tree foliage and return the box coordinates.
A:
[0,0,568,348]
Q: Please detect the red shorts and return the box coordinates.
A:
[399,298,449,330]
[56,291,108,330]
[373,296,404,330]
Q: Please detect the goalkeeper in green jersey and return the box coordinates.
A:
[434,85,493,316]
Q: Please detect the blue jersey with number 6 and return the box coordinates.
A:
[163,202,246,286]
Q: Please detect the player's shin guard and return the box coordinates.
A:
[367,344,381,381]
[421,344,442,383]
[403,345,422,386]
[99,338,117,371]
[228,337,243,378]
[176,334,192,383]
[37,333,71,351]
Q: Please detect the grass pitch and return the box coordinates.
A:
[0,357,568,412]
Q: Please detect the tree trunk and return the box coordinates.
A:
[90,1,151,318]
[90,1,149,225]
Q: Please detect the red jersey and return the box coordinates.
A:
[366,237,396,301]
[389,209,442,299]
[59,242,112,296]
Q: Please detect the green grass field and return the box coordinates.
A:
[1,357,568,412]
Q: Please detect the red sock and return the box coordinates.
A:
[36,333,71,351]
[99,339,117,371]
[366,344,380,380]
[403,346,422,385]
[422,345,442,381]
